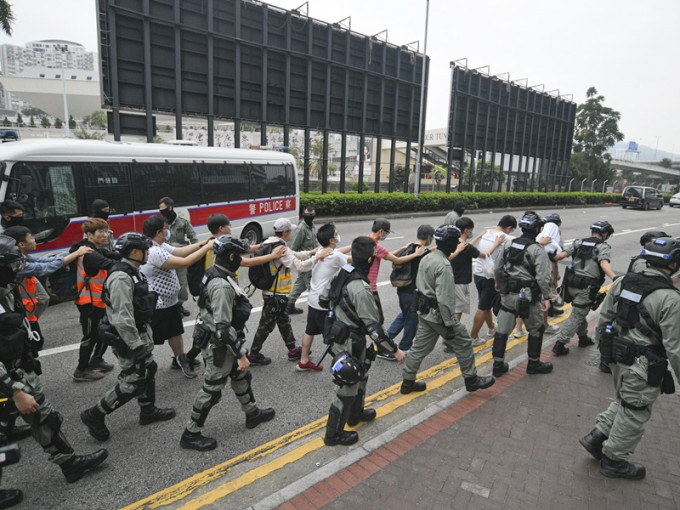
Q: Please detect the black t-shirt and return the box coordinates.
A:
[451,243,480,285]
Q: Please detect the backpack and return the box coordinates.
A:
[47,243,81,300]
[389,243,419,288]
[187,255,206,297]
[247,241,285,290]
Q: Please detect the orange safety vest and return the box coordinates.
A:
[75,255,107,308]
[18,277,39,322]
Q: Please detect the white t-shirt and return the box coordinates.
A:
[537,222,563,254]
[140,242,180,309]
[307,249,348,310]
[473,230,508,277]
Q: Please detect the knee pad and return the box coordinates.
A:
[43,411,73,455]
[146,360,158,379]
[233,371,255,404]
[191,387,222,427]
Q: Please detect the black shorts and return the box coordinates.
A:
[305,306,327,336]
[151,303,185,345]
[474,275,498,311]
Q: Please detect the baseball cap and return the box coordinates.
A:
[273,218,296,232]
[372,218,393,234]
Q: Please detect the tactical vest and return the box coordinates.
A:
[75,255,107,308]
[0,294,29,365]
[327,265,382,330]
[503,237,537,276]
[103,262,158,327]
[573,237,605,281]
[197,265,253,332]
[614,272,676,342]
[17,277,38,322]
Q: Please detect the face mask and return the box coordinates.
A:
[303,215,315,227]
[4,216,23,227]
[225,253,242,272]
[335,234,341,245]
[93,210,110,221]
[160,208,177,223]
[164,229,171,241]
[469,231,475,238]
[0,265,17,287]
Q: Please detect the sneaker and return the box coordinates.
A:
[180,305,191,317]
[287,346,302,361]
[471,337,486,347]
[89,357,114,373]
[376,351,396,361]
[513,329,527,338]
[296,360,323,372]
[247,352,272,366]
[175,354,197,379]
[73,368,105,382]
[486,328,496,339]
[544,324,560,335]
[171,356,200,370]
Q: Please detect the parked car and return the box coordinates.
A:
[670,193,680,207]
[621,186,664,210]
[0,130,18,142]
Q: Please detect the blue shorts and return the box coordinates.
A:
[474,275,498,311]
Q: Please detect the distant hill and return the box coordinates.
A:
[609,142,677,161]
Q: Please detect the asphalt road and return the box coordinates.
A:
[5,204,680,509]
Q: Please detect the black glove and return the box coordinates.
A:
[444,326,456,340]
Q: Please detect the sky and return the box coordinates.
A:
[2,0,678,156]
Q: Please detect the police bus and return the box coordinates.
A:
[0,139,299,252]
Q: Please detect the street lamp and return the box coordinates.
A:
[591,179,598,193]
[568,178,574,192]
[580,178,587,192]
[413,0,430,198]
[56,44,70,137]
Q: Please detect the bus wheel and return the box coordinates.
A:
[241,224,262,245]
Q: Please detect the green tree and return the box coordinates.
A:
[0,0,14,36]
[87,110,107,129]
[29,115,35,128]
[15,112,23,127]
[74,127,105,140]
[2,116,9,127]
[68,115,76,130]
[659,158,672,169]
[40,116,51,128]
[54,117,63,129]
[22,106,47,117]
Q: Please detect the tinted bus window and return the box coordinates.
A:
[80,163,134,214]
[132,163,201,210]
[8,162,78,218]
[201,164,249,203]
[250,164,292,199]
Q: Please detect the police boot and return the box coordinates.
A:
[245,407,275,429]
[464,375,495,392]
[526,359,553,374]
[400,379,426,394]
[547,303,564,317]
[6,425,32,442]
[139,406,176,426]
[599,358,612,374]
[492,334,509,362]
[80,407,110,442]
[180,430,218,451]
[323,400,358,447]
[579,428,607,460]
[0,489,23,508]
[578,335,595,347]
[492,361,509,377]
[600,455,646,480]
[552,342,570,356]
[60,449,109,483]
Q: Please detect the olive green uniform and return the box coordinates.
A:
[287,220,317,307]
[554,239,611,347]
[185,267,257,434]
[493,237,552,362]
[403,249,478,382]
[168,215,198,305]
[592,267,680,461]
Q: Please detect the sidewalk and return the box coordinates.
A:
[274,332,680,509]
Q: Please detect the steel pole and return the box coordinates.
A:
[413,0,429,198]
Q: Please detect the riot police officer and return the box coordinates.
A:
[492,212,553,376]
[320,236,406,446]
[627,230,668,273]
[551,221,617,356]
[180,235,275,451]
[401,225,495,394]
[80,233,176,442]
[0,235,108,483]
[579,237,680,480]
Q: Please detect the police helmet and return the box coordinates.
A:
[434,224,461,243]
[0,234,25,272]
[213,235,249,258]
[519,212,544,231]
[641,237,680,269]
[330,353,365,386]
[115,232,152,256]
[543,213,562,226]
[639,230,669,247]
[590,220,614,236]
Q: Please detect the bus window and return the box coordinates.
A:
[132,163,201,210]
[80,163,134,214]
[201,164,249,203]
[257,164,292,198]
[6,162,77,242]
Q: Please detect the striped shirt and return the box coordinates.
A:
[367,241,390,292]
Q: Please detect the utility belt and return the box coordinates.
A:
[499,276,539,299]
[264,293,289,315]
[500,295,533,319]
[413,289,439,314]
[98,316,138,358]
[600,328,675,394]
[323,311,362,346]
[2,354,41,378]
